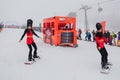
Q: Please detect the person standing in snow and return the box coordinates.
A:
[117,32,120,40]
[111,32,117,46]
[19,19,40,62]
[78,28,82,40]
[92,30,96,42]
[95,23,111,70]
[117,32,120,46]
[104,30,110,44]
[87,31,91,41]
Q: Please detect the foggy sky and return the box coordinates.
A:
[0,0,120,31]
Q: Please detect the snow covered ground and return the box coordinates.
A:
[0,28,120,80]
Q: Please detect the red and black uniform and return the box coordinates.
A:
[20,29,39,61]
[95,32,108,68]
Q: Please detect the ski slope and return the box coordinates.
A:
[0,28,120,80]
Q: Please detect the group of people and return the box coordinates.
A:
[19,19,117,71]
[78,27,120,46]
[78,28,93,41]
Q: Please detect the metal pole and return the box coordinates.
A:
[79,5,91,30]
[84,9,88,30]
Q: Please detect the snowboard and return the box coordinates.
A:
[24,61,35,65]
[24,56,40,65]
[100,65,112,74]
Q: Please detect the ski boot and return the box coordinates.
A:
[100,65,110,74]
[33,55,40,61]
[107,62,112,66]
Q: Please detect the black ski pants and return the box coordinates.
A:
[27,42,37,61]
[98,47,108,68]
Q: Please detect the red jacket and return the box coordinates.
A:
[20,29,39,45]
[26,30,34,44]
[95,32,108,49]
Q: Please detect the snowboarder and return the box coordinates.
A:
[95,23,111,71]
[19,19,40,62]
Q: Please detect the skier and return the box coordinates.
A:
[19,19,40,62]
[95,23,111,70]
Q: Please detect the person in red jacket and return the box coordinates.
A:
[95,23,111,70]
[19,19,40,62]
